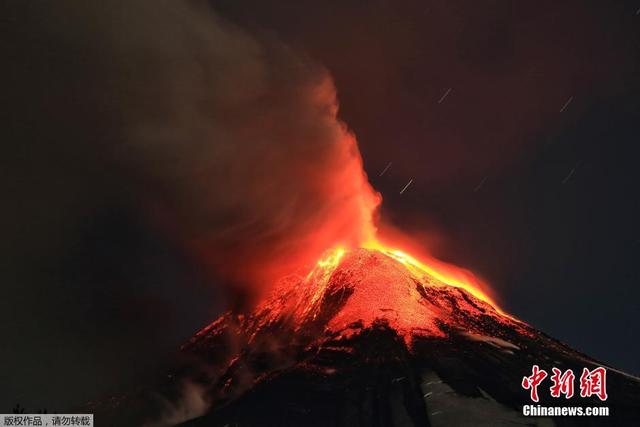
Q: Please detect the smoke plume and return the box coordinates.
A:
[29,0,380,300]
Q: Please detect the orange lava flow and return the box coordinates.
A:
[308,239,507,317]
[362,240,503,313]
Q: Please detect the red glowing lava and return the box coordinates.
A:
[230,245,521,350]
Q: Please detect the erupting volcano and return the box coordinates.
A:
[10,0,640,424]
[71,4,640,424]
[83,62,640,425]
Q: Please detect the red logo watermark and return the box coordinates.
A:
[522,366,607,402]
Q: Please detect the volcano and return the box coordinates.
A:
[92,247,640,426]
[169,247,639,426]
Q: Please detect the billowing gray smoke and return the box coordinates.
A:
[28,0,379,296]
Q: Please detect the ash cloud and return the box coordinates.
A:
[16,0,380,300]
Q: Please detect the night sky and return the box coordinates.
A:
[3,0,640,411]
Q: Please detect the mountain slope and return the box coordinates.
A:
[178,248,640,426]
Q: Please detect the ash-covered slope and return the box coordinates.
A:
[177,248,640,426]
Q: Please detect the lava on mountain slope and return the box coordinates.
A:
[185,247,522,354]
[175,248,640,426]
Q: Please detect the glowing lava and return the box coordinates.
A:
[227,243,522,351]
[362,240,505,314]
[308,239,505,316]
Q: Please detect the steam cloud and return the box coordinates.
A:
[40,0,380,298]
